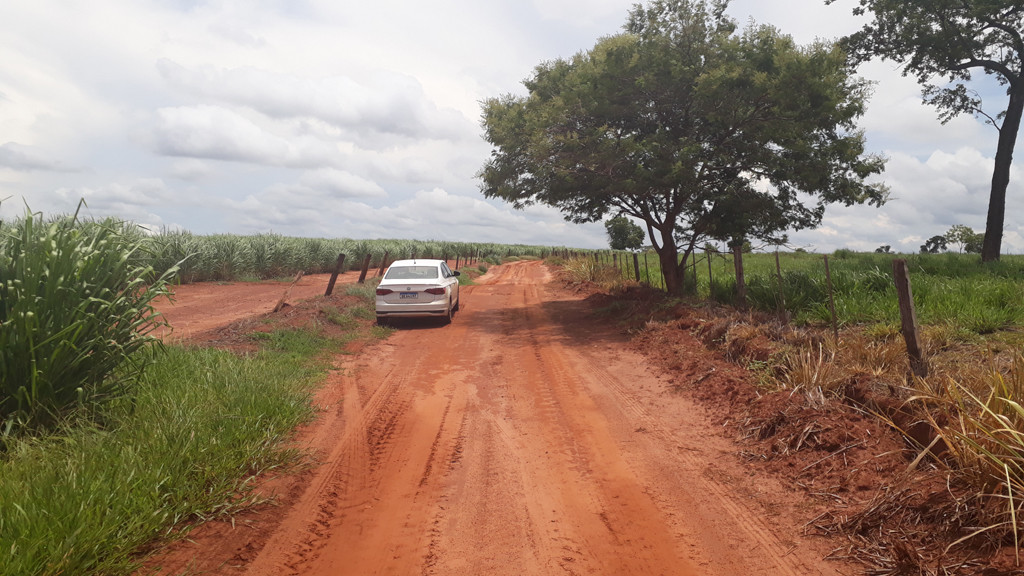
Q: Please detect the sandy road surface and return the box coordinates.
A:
[151,261,842,575]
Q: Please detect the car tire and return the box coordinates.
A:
[376,316,389,327]
[453,296,460,312]
[444,301,453,324]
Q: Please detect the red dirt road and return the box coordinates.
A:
[149,261,842,575]
[154,272,357,340]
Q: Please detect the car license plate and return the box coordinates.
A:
[400,292,417,299]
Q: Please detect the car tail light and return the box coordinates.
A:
[376,288,394,295]
[424,287,445,295]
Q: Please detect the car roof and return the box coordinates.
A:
[388,259,445,267]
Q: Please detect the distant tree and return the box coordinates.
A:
[945,224,985,254]
[479,0,887,294]
[605,215,646,251]
[833,0,1024,262]
[965,233,984,254]
[875,244,892,253]
[920,235,949,254]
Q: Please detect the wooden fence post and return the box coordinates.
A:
[732,244,747,309]
[633,253,641,282]
[707,249,714,296]
[823,255,839,340]
[324,253,346,296]
[892,259,929,378]
[376,251,390,278]
[275,272,304,312]
[775,250,787,321]
[691,255,698,295]
[357,253,373,284]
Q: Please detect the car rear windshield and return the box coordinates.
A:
[385,266,439,280]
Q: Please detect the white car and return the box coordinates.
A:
[375,259,461,324]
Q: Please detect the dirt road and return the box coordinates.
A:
[154,272,357,340]
[151,261,842,575]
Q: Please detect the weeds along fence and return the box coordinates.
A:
[144,231,568,284]
[601,248,1024,335]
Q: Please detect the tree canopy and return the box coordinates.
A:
[605,215,646,251]
[833,0,1024,261]
[479,0,887,294]
[921,235,949,254]
[945,224,984,253]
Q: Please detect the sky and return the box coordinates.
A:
[1,0,1021,254]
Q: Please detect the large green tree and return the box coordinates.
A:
[833,0,1024,261]
[479,0,886,294]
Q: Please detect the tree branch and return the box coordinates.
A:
[950,58,1018,85]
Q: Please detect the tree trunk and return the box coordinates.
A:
[982,85,1024,262]
[656,243,686,295]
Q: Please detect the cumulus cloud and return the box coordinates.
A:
[299,168,387,199]
[0,142,78,172]
[153,105,291,162]
[53,179,173,229]
[152,105,341,167]
[791,145,1024,254]
[156,59,476,143]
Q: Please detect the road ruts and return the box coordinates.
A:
[235,260,841,576]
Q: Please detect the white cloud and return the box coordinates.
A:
[153,105,290,162]
[0,142,80,172]
[151,105,343,168]
[299,168,388,199]
[156,59,476,142]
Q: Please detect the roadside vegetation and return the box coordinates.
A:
[0,341,323,575]
[631,249,1024,334]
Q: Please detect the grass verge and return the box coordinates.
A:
[0,284,392,576]
[0,339,325,576]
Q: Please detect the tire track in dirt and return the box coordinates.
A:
[144,261,847,576]
[252,304,476,576]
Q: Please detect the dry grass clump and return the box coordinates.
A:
[902,358,1024,564]
[559,257,634,292]
[812,484,995,575]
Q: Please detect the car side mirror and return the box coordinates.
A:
[452,270,461,277]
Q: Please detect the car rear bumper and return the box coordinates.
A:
[375,300,448,317]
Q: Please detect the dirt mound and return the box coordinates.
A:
[182,293,375,355]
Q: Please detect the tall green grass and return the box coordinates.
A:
[632,249,1024,334]
[0,341,322,576]
[0,208,177,434]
